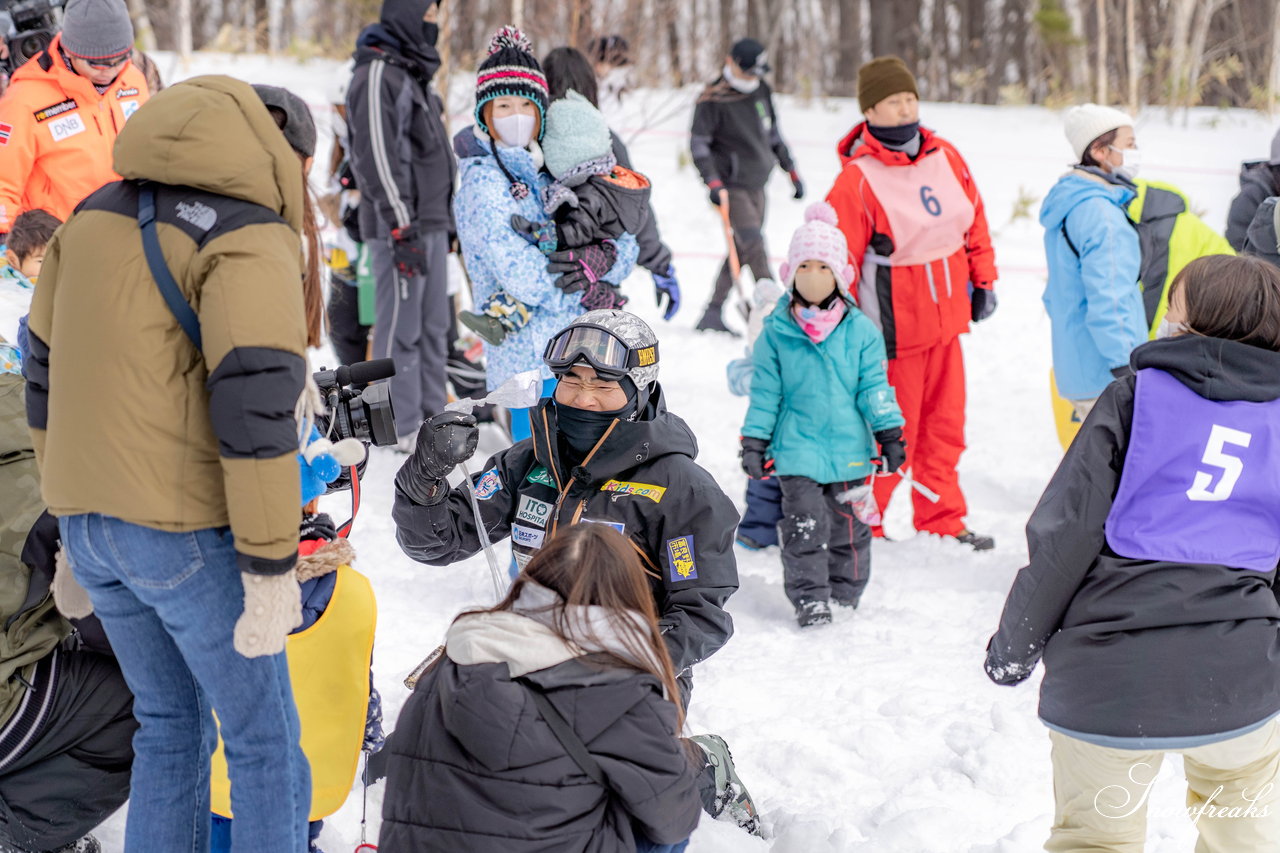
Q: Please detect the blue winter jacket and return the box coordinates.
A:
[452,127,637,391]
[742,298,904,484]
[1040,169,1145,400]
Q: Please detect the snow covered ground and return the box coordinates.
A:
[95,52,1277,851]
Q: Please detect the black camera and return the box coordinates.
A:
[313,358,398,447]
[0,0,62,74]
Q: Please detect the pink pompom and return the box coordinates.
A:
[804,201,839,227]
[488,25,533,56]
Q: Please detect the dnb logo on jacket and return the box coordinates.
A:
[601,479,666,503]
[666,536,697,581]
[33,99,85,142]
[474,468,502,500]
[526,465,555,488]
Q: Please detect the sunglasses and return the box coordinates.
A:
[74,54,129,70]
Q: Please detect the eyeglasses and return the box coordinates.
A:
[74,54,129,71]
[542,323,656,382]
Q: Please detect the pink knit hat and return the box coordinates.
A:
[780,202,855,293]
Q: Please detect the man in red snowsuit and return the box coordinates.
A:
[826,56,998,549]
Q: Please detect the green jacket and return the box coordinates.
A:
[1129,180,1234,337]
[0,373,70,729]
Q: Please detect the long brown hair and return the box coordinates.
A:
[473,523,684,728]
[299,175,324,348]
[1169,254,1280,352]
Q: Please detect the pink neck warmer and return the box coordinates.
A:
[792,299,846,343]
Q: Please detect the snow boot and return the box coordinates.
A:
[694,305,740,336]
[953,529,995,551]
[795,598,832,628]
[0,837,106,853]
[691,733,762,836]
[734,532,770,551]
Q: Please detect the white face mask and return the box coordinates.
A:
[1156,317,1188,339]
[492,112,536,149]
[723,62,761,94]
[1109,145,1142,180]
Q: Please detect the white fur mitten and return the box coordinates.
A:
[233,569,302,658]
[52,549,94,619]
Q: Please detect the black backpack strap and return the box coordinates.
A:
[518,678,609,788]
[1061,220,1080,257]
[137,183,202,351]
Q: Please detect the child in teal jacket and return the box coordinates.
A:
[741,203,904,627]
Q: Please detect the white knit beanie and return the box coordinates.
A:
[780,202,855,293]
[1063,104,1134,162]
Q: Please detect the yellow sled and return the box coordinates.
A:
[1050,369,1084,451]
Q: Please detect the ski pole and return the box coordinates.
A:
[459,458,505,600]
[354,748,377,851]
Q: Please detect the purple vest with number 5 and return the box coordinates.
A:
[1105,368,1280,571]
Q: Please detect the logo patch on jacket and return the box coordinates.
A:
[0,123,11,146]
[474,468,503,500]
[33,99,76,122]
[47,113,85,142]
[601,479,666,503]
[516,495,552,527]
[666,536,697,581]
[120,100,140,120]
[511,524,545,549]
[116,87,140,98]
[526,465,555,488]
[175,201,217,232]
[581,518,625,535]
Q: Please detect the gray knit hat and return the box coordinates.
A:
[252,84,316,158]
[61,0,134,61]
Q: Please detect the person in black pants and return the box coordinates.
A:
[690,38,804,333]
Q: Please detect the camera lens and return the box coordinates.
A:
[15,32,48,64]
[349,383,397,447]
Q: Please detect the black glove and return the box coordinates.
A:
[788,170,805,200]
[984,639,1036,686]
[394,412,478,505]
[739,436,773,480]
[971,286,997,323]
[546,241,618,294]
[1110,364,1134,380]
[707,181,725,208]
[874,428,906,474]
[391,225,426,278]
[580,280,629,310]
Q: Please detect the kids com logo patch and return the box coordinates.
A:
[601,479,666,503]
[666,536,697,581]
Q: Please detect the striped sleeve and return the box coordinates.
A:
[349,59,413,231]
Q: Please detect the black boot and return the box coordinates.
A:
[695,304,740,335]
[953,529,995,551]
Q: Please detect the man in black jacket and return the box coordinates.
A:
[1225,129,1280,251]
[690,38,803,333]
[392,310,740,694]
[346,0,456,448]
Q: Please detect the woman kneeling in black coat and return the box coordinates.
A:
[380,523,702,852]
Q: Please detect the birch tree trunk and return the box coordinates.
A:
[127,0,156,51]
[1125,0,1138,112]
[177,0,193,59]
[1094,0,1106,103]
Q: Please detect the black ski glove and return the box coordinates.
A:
[971,286,997,323]
[547,241,618,294]
[788,170,805,200]
[984,638,1036,687]
[740,436,773,480]
[391,225,426,278]
[707,180,725,208]
[395,412,479,505]
[874,428,906,474]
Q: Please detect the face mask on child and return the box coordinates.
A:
[493,113,537,149]
[1157,317,1189,339]
[793,267,837,305]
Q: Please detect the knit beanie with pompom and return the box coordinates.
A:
[474,26,549,141]
[780,202,855,293]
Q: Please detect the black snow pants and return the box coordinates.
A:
[778,476,872,608]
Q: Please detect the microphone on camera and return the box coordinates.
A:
[336,358,396,387]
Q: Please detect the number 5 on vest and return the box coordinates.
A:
[1187,424,1252,502]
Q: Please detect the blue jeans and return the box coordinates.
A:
[61,514,310,853]
[507,378,557,443]
[636,838,689,852]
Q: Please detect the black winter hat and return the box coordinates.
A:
[730,38,770,75]
[252,84,317,158]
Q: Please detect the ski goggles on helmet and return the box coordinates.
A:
[542,323,658,382]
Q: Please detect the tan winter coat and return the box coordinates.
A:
[25,76,308,574]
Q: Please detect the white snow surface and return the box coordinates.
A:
[94,52,1277,851]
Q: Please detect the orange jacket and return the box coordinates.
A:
[826,123,997,359]
[0,36,149,230]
